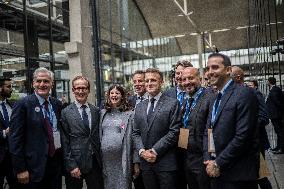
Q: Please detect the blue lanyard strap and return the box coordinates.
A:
[183,87,205,128]
[42,103,54,127]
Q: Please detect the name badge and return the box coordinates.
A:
[178,128,189,149]
[208,128,215,153]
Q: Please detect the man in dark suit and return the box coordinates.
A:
[0,77,18,189]
[204,53,259,189]
[60,76,103,189]
[266,77,284,154]
[132,68,181,189]
[181,67,213,189]
[128,70,147,108]
[128,70,146,189]
[9,67,63,189]
[163,60,192,189]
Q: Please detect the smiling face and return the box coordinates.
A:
[182,67,201,96]
[145,72,163,97]
[206,56,231,90]
[72,78,90,104]
[132,73,146,96]
[109,87,122,108]
[175,65,184,88]
[33,72,53,99]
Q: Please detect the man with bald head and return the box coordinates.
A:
[180,67,213,189]
[231,66,245,84]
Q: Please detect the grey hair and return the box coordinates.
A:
[33,67,54,81]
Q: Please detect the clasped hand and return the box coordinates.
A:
[204,160,220,177]
[141,149,157,163]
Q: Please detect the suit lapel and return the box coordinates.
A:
[89,104,98,135]
[147,95,165,131]
[70,103,90,134]
[31,94,47,133]
[213,85,235,127]
[121,111,132,140]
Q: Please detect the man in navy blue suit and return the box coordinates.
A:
[9,67,62,189]
[266,77,284,154]
[0,77,18,189]
[204,53,259,189]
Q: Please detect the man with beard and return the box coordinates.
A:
[204,53,259,189]
[181,67,213,189]
[9,68,63,189]
[0,77,18,189]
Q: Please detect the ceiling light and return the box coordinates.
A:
[175,34,186,38]
[212,28,230,33]
[236,26,248,30]
[178,14,184,17]
[190,33,198,36]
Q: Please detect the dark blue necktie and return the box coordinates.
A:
[81,105,90,130]
[147,98,156,123]
[214,92,222,115]
[1,102,9,129]
[183,98,194,128]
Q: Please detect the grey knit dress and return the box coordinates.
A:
[101,109,128,189]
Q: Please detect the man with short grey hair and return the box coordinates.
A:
[9,67,63,189]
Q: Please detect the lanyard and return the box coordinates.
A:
[210,80,233,127]
[183,87,205,128]
[42,103,54,127]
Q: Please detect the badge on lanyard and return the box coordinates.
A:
[178,128,189,149]
[208,128,216,153]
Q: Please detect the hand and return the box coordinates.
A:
[70,168,81,179]
[17,171,29,184]
[141,150,156,163]
[204,160,220,177]
[133,163,140,178]
[148,149,157,163]
[5,127,9,135]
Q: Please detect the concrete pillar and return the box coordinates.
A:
[197,34,204,76]
[65,0,96,103]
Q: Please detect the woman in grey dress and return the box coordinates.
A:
[100,85,140,189]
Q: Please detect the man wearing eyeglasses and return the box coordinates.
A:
[60,76,103,189]
[9,67,63,189]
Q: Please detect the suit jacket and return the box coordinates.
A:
[60,102,101,174]
[100,109,138,189]
[132,93,181,171]
[204,82,259,181]
[128,95,137,108]
[163,87,177,99]
[186,89,214,158]
[0,100,13,162]
[266,86,284,119]
[9,94,62,182]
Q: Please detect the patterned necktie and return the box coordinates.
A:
[81,105,90,131]
[183,98,194,128]
[177,92,185,106]
[1,102,9,129]
[147,98,156,123]
[43,100,55,157]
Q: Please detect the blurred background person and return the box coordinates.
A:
[100,85,139,189]
[0,77,19,189]
[128,70,147,109]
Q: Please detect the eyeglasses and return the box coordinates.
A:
[73,87,89,91]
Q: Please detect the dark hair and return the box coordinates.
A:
[208,53,231,67]
[145,68,163,80]
[175,60,193,69]
[0,77,11,87]
[132,70,145,79]
[72,76,90,89]
[268,77,276,85]
[250,80,259,88]
[104,85,132,112]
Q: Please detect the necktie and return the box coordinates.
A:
[147,98,156,123]
[81,105,90,131]
[177,92,185,106]
[214,92,222,115]
[1,102,9,129]
[43,100,55,157]
[183,98,194,128]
